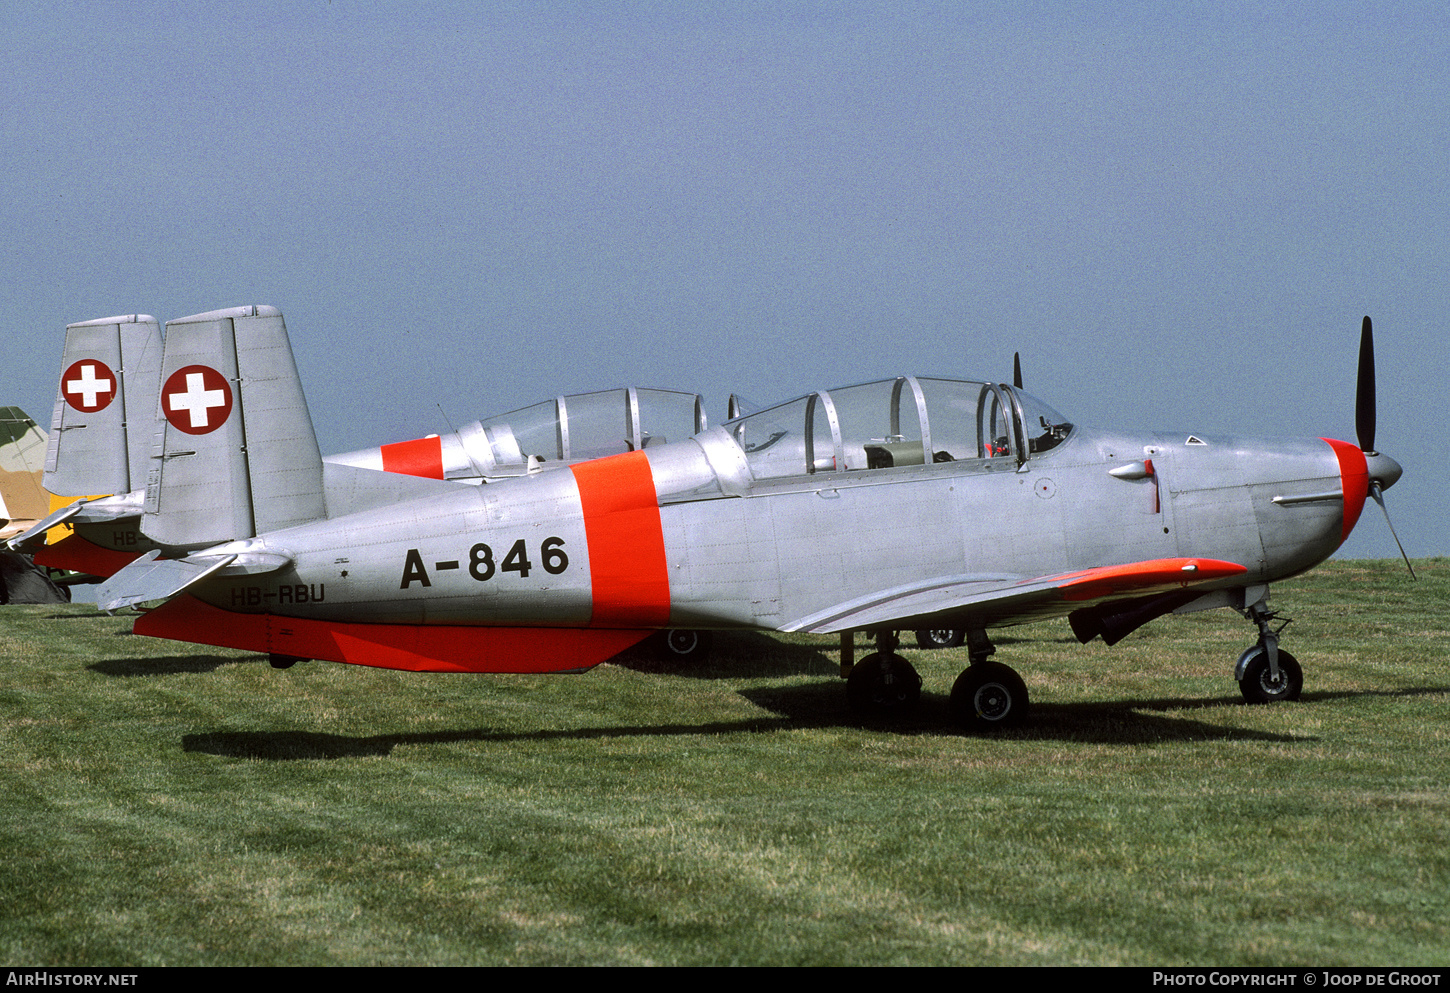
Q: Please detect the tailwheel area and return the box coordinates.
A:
[949,661,1029,731]
[653,628,714,663]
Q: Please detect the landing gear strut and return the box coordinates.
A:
[845,631,922,715]
[1235,599,1303,704]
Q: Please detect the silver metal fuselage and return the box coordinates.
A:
[193,423,1357,635]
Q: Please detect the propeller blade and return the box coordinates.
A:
[1356,315,1376,454]
[1370,482,1416,580]
[1013,352,1023,390]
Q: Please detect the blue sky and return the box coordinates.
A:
[3,1,1444,559]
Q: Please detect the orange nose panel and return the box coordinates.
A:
[1322,438,1369,545]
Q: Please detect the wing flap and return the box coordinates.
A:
[783,557,1249,634]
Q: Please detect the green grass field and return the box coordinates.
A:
[2,559,1446,966]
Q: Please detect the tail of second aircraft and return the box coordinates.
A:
[142,305,326,547]
[0,406,52,537]
[46,314,163,498]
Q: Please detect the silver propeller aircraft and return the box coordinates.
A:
[34,305,1408,730]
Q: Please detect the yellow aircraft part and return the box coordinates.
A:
[0,407,106,545]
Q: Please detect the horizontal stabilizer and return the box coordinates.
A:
[97,549,236,611]
[97,539,296,610]
[133,595,655,673]
[5,491,146,551]
[783,557,1249,634]
[5,500,87,551]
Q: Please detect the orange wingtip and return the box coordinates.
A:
[133,595,654,673]
[1057,557,1248,603]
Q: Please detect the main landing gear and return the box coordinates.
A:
[1235,599,1303,704]
[843,628,1029,731]
[948,630,1028,731]
[845,631,922,714]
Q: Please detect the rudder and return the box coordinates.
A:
[142,305,325,547]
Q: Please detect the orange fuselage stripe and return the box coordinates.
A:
[569,451,671,627]
[380,436,445,479]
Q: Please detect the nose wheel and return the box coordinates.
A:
[1238,647,1303,703]
[1235,599,1303,703]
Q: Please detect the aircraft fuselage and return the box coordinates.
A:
[169,424,1361,641]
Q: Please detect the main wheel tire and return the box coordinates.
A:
[1238,648,1302,704]
[655,629,714,663]
[914,628,965,649]
[950,661,1029,731]
[846,652,922,715]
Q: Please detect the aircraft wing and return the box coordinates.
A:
[780,557,1249,634]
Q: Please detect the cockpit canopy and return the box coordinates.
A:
[488,387,707,465]
[723,377,1072,480]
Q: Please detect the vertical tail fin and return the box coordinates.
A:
[142,305,325,547]
[46,314,163,496]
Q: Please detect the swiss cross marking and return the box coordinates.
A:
[61,360,117,412]
[170,374,224,426]
[162,365,234,435]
